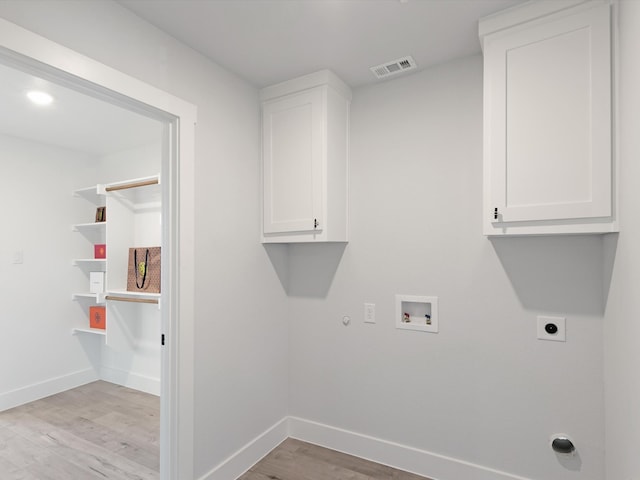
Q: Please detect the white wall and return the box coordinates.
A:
[97,143,161,184]
[604,1,640,479]
[288,57,606,480]
[0,133,99,410]
[1,2,627,480]
[0,2,289,478]
[99,143,163,395]
[0,134,168,406]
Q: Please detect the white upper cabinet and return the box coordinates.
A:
[479,1,617,235]
[261,70,351,243]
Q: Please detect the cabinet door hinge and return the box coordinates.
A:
[161,334,165,346]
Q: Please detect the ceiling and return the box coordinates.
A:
[0,0,526,156]
[0,61,162,157]
[118,0,526,88]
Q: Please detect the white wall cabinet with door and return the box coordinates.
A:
[261,70,351,243]
[480,0,616,236]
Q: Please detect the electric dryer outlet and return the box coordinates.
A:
[537,316,566,342]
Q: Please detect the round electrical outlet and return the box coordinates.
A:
[545,323,558,334]
[538,316,566,342]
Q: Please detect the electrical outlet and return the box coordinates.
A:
[537,316,566,342]
[364,303,375,324]
[12,250,23,264]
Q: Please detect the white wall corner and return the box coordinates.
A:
[197,417,289,480]
[99,366,161,396]
[196,414,536,480]
[0,369,99,413]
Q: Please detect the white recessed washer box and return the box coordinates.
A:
[395,295,438,333]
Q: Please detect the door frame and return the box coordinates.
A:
[0,17,196,480]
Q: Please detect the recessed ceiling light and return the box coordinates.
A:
[26,90,54,106]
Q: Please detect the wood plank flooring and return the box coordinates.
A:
[239,438,431,480]
[2,382,430,480]
[0,380,159,480]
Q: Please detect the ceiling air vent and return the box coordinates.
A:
[370,56,417,80]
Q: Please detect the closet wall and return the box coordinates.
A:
[0,133,97,410]
[92,142,162,394]
[97,143,162,393]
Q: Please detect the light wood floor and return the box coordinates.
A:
[0,380,159,480]
[1,382,430,480]
[239,437,431,480]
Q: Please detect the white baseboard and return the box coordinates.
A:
[99,366,161,396]
[0,368,98,412]
[288,417,532,480]
[197,417,289,480]
[197,416,531,480]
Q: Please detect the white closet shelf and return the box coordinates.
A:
[71,327,106,337]
[72,221,106,230]
[105,175,162,207]
[73,185,106,205]
[71,292,106,303]
[72,259,107,267]
[107,289,160,298]
[105,174,161,210]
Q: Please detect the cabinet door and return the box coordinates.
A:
[485,5,611,224]
[263,88,324,235]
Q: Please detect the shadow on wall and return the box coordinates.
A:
[263,243,347,298]
[490,233,618,316]
[556,449,582,472]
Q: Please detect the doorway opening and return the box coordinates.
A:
[0,18,196,480]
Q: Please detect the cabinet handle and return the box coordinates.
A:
[314,218,319,229]
[493,207,499,220]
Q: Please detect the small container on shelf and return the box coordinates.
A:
[94,244,106,259]
[89,306,106,330]
[95,206,106,222]
[89,272,105,293]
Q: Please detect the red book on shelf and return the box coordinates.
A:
[89,306,106,330]
[94,244,106,259]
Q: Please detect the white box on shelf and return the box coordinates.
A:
[395,294,439,333]
[89,271,105,293]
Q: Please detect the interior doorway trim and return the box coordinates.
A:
[0,17,197,480]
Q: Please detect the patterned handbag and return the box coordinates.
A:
[126,246,161,293]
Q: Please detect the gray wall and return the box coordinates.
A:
[288,57,606,480]
[604,1,640,479]
[0,1,289,478]
[4,1,640,479]
[0,134,97,408]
